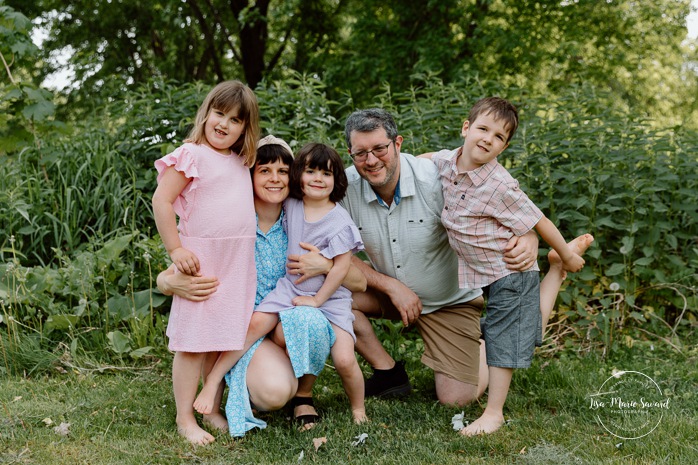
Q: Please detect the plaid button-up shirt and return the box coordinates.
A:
[432,148,543,289]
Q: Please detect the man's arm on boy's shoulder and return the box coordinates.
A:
[416,152,435,159]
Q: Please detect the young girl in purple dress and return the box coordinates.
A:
[195,143,368,424]
[152,80,260,445]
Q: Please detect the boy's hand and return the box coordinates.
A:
[562,253,585,273]
[170,247,200,276]
[292,295,319,308]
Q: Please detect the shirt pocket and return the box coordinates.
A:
[355,225,381,257]
[406,217,440,253]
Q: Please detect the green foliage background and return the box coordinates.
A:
[0,2,696,373]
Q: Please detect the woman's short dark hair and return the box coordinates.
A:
[290,142,348,203]
[253,144,294,171]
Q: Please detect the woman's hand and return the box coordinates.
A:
[157,265,219,301]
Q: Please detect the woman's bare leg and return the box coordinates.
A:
[247,339,298,410]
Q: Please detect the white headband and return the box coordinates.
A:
[258,134,293,158]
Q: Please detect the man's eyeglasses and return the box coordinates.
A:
[349,140,394,162]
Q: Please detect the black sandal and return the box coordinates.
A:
[289,396,319,431]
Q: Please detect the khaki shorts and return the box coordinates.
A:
[415,296,484,386]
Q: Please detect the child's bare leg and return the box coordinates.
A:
[476,339,489,398]
[460,366,513,436]
[200,352,228,431]
[331,326,367,424]
[172,351,215,445]
[269,320,286,349]
[542,234,594,333]
[194,312,279,414]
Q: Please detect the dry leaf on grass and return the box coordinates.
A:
[313,437,327,451]
[53,422,71,436]
[351,433,368,446]
[451,412,466,431]
[42,418,53,426]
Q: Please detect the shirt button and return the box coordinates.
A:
[445,206,449,210]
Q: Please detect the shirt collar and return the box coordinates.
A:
[465,158,500,187]
[256,210,284,237]
[375,180,401,208]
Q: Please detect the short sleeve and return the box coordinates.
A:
[319,223,364,259]
[154,144,200,220]
[431,149,449,170]
[494,181,543,236]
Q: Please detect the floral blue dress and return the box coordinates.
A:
[224,213,335,437]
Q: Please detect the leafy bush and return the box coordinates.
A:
[1,75,695,373]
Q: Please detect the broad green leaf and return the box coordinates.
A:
[129,346,153,359]
[45,314,79,332]
[605,263,626,276]
[619,236,634,256]
[633,257,654,266]
[107,331,132,354]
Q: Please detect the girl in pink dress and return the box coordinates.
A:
[152,80,260,445]
[195,143,368,424]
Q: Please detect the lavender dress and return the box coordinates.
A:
[255,198,364,340]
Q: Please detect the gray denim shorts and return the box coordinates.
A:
[481,271,541,369]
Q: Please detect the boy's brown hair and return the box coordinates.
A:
[468,97,519,143]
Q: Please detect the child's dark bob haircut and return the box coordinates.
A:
[253,144,294,171]
[290,142,348,203]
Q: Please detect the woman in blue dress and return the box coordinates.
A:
[157,135,367,439]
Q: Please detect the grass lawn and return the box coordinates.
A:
[1,341,695,464]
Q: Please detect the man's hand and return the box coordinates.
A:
[287,242,332,284]
[503,231,538,271]
[385,279,423,326]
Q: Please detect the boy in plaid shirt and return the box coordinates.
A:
[421,97,593,435]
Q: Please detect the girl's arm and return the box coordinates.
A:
[534,216,585,272]
[152,167,200,275]
[292,251,352,308]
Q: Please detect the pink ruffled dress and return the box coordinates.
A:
[155,143,256,352]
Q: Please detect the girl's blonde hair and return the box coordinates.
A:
[186,80,260,166]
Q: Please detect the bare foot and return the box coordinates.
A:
[177,419,216,445]
[203,411,228,432]
[352,408,368,424]
[548,234,594,279]
[459,411,505,436]
[193,382,218,415]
